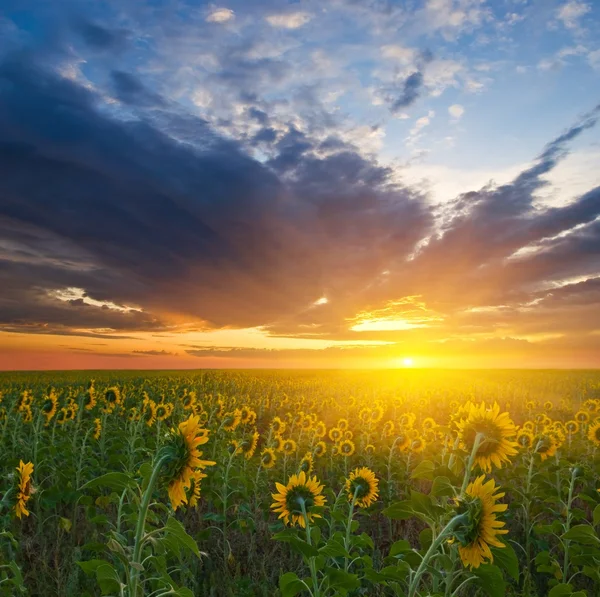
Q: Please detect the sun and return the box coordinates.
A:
[402,357,414,367]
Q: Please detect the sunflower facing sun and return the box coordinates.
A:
[271,471,326,528]
[453,475,508,569]
[457,402,518,472]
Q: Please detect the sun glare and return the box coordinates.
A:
[402,357,414,367]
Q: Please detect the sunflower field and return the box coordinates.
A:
[1,369,600,597]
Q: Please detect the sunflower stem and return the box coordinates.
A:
[408,514,468,597]
[562,467,578,580]
[460,433,484,495]
[344,488,359,572]
[300,501,320,597]
[129,453,170,597]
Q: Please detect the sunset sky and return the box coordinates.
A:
[1,0,599,370]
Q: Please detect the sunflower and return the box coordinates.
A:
[345,467,379,508]
[93,418,102,440]
[143,399,157,427]
[182,390,197,411]
[456,402,518,473]
[41,393,58,424]
[516,429,534,449]
[162,414,215,510]
[344,430,354,440]
[565,420,579,434]
[522,420,535,432]
[260,447,277,469]
[584,399,599,413]
[282,438,297,455]
[370,405,384,424]
[83,387,97,411]
[313,441,327,458]
[399,412,416,428]
[56,407,67,425]
[127,407,139,422]
[20,406,33,424]
[240,431,260,459]
[453,475,508,569]
[299,452,314,475]
[14,461,35,519]
[411,436,426,454]
[575,410,589,424]
[222,409,242,432]
[329,427,342,442]
[533,433,557,461]
[543,401,553,411]
[271,416,287,435]
[395,431,411,452]
[271,471,326,528]
[338,439,355,457]
[314,421,326,438]
[422,417,437,432]
[186,469,207,509]
[382,420,395,437]
[156,402,173,422]
[103,387,122,413]
[337,418,349,431]
[587,421,600,447]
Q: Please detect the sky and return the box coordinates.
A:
[0,0,599,370]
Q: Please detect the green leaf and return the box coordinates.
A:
[383,500,414,520]
[279,572,306,597]
[389,540,411,556]
[491,544,519,582]
[411,460,435,480]
[548,583,574,597]
[164,517,201,558]
[79,472,135,492]
[326,568,360,591]
[273,531,320,558]
[562,525,600,546]
[430,476,455,498]
[77,559,113,576]
[472,564,506,597]
[95,563,122,596]
[593,504,600,527]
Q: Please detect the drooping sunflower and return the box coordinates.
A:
[162,414,215,510]
[143,399,157,427]
[456,402,518,473]
[271,471,326,527]
[14,461,35,519]
[299,452,314,475]
[453,475,508,569]
[522,420,535,432]
[260,447,277,469]
[587,421,600,447]
[83,386,97,411]
[338,439,355,457]
[399,412,416,428]
[345,467,379,508]
[181,390,196,411]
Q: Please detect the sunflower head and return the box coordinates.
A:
[345,467,379,508]
[160,414,215,510]
[587,421,600,447]
[282,438,297,455]
[457,402,518,473]
[313,441,327,458]
[338,439,355,457]
[271,471,326,527]
[452,475,508,569]
[516,430,534,449]
[261,447,277,469]
[14,461,35,519]
[299,452,314,475]
[533,433,557,461]
[565,420,579,434]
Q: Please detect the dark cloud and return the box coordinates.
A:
[0,54,431,336]
[391,71,424,111]
[110,71,166,107]
[74,19,129,52]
